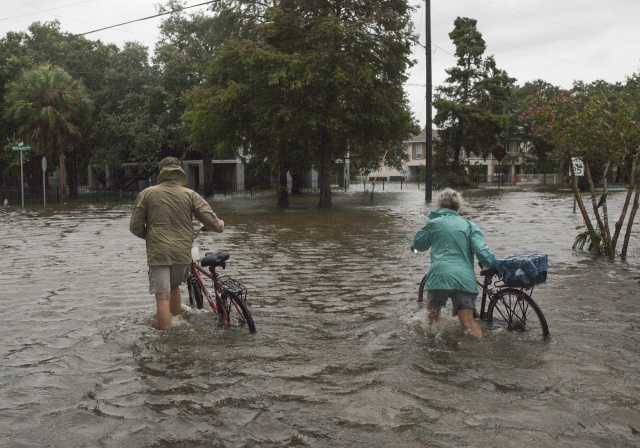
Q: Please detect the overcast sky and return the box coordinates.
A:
[2,0,640,128]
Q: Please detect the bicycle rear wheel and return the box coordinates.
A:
[487,288,549,339]
[220,291,256,333]
[187,275,204,309]
[417,273,428,302]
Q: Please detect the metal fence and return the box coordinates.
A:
[1,173,565,207]
[0,186,141,207]
[474,173,561,188]
[0,183,281,207]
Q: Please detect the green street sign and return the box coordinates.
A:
[12,145,31,151]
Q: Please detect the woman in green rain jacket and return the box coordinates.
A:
[412,188,495,339]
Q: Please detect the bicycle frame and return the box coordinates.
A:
[189,261,231,322]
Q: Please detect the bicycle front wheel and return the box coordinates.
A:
[487,288,549,339]
[187,275,204,309]
[220,291,256,333]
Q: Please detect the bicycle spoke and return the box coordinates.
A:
[487,288,549,339]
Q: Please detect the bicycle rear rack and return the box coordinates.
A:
[218,275,248,302]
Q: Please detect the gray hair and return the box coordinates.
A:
[435,188,463,211]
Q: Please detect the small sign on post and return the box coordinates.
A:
[492,145,507,163]
[571,157,584,214]
[571,157,584,177]
[492,145,507,188]
[12,144,32,208]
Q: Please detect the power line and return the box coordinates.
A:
[0,0,96,21]
[73,0,217,37]
[430,8,638,69]
[480,0,640,45]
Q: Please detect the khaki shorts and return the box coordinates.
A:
[427,289,477,317]
[148,264,189,294]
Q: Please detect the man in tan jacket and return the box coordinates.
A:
[130,157,225,329]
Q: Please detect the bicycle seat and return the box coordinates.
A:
[480,267,499,278]
[201,251,230,268]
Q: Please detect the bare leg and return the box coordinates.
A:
[457,308,483,339]
[427,303,442,325]
[155,293,172,330]
[169,286,182,316]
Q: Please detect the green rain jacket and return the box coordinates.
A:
[413,208,496,293]
[130,164,224,266]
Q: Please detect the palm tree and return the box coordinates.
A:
[4,64,93,200]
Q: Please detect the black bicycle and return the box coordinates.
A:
[418,266,549,340]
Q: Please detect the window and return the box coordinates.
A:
[415,143,423,159]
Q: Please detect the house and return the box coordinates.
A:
[373,129,437,181]
[374,130,534,183]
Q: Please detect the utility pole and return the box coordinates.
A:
[424,0,433,202]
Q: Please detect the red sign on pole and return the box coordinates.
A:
[492,145,507,162]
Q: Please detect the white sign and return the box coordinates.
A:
[571,157,584,177]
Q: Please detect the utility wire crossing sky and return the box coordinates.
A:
[2,0,639,128]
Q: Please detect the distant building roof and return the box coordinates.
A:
[406,129,438,143]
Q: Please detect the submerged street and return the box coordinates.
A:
[1,188,639,447]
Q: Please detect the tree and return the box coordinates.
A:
[506,80,562,174]
[155,0,242,195]
[0,20,126,195]
[89,42,163,170]
[433,17,514,178]
[185,0,419,208]
[521,84,640,260]
[4,65,93,200]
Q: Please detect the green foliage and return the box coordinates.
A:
[506,80,562,171]
[184,0,419,207]
[573,226,607,255]
[522,81,640,260]
[434,17,514,168]
[4,64,93,197]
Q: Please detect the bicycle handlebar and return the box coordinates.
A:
[192,224,208,241]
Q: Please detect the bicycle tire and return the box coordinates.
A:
[221,290,256,333]
[187,275,204,309]
[418,273,428,302]
[486,288,549,339]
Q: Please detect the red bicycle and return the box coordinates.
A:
[187,227,256,333]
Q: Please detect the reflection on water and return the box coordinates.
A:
[1,188,640,447]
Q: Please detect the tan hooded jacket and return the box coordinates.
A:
[129,164,224,265]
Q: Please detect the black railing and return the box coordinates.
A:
[0,186,140,207]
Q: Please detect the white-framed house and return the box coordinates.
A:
[373,130,541,183]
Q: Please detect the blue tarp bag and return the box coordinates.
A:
[494,254,548,288]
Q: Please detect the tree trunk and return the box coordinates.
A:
[277,168,289,210]
[318,132,332,209]
[612,158,637,253]
[584,162,612,258]
[67,151,79,199]
[621,176,640,260]
[569,164,600,256]
[58,149,67,202]
[276,140,289,209]
[291,171,303,194]
[203,147,214,196]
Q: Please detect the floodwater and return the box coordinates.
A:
[1,187,640,448]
